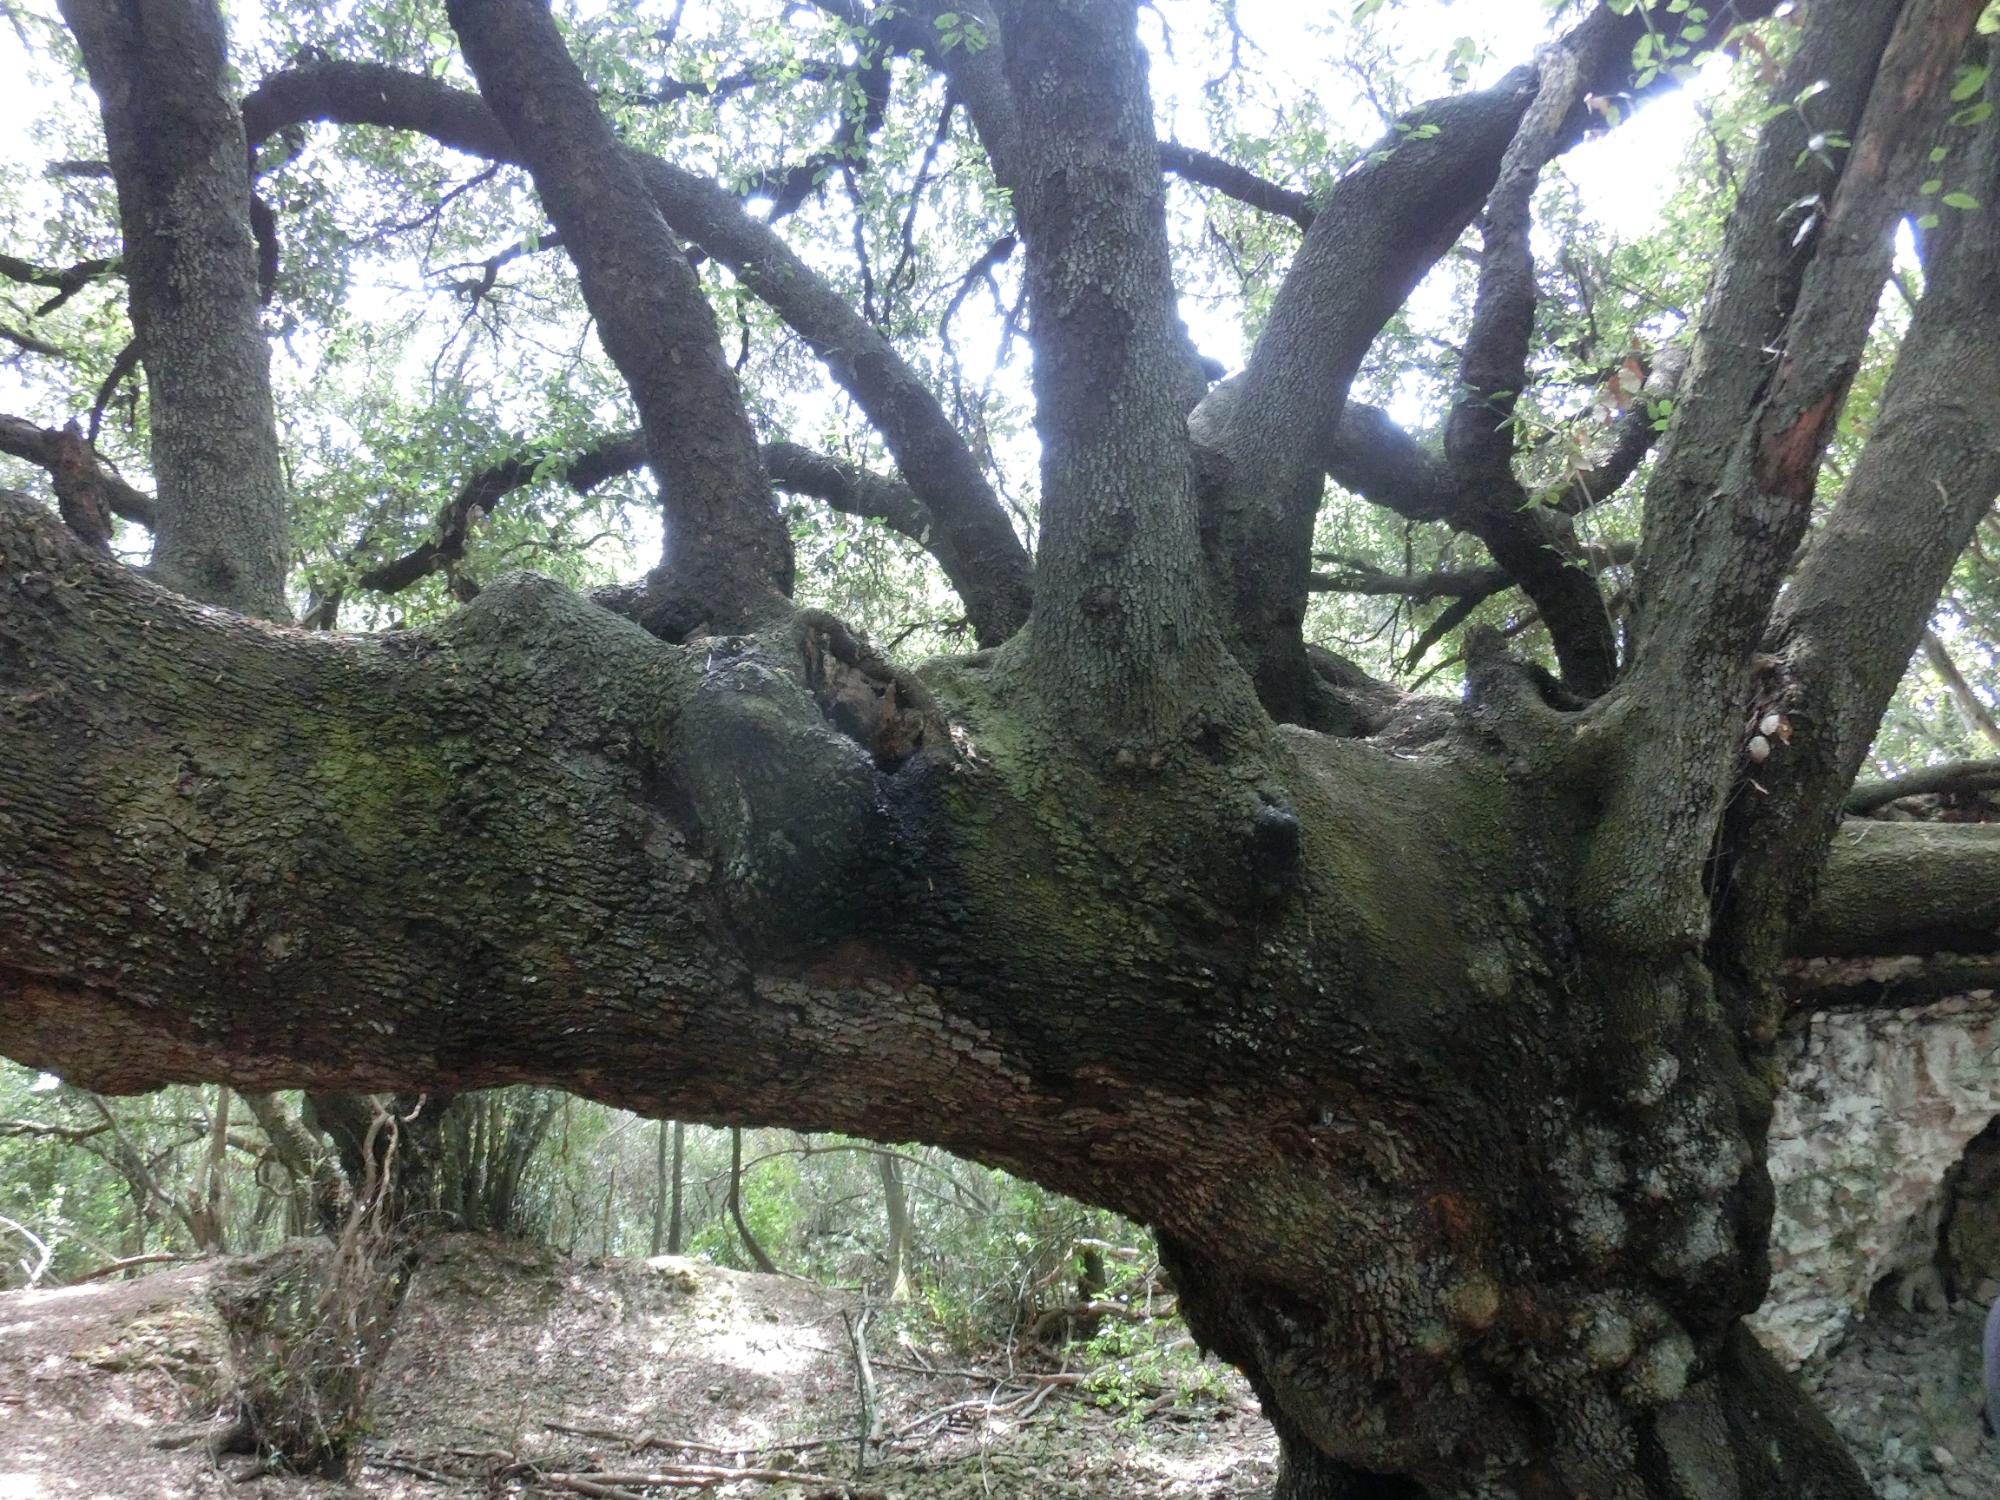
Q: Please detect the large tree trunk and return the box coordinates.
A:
[9,0,2000,1493]
[6,488,1973,1490]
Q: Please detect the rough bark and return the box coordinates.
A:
[0,486,1929,1493]
[9,3,1997,1494]
[993,0,1246,738]
[1576,0,1913,956]
[55,0,289,616]
[1710,34,2000,997]
[1189,2,1778,722]
[445,0,791,636]
[238,60,1033,647]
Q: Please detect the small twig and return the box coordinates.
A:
[0,1213,52,1287]
[541,1421,853,1459]
[67,1251,193,1284]
[365,1454,459,1484]
[840,1304,878,1475]
[536,1461,848,1493]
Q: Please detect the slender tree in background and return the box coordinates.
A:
[4,0,2000,1494]
[669,1122,686,1257]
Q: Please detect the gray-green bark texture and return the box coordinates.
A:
[56,0,291,618]
[7,0,2000,1495]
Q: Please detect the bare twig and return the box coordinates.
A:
[840,1304,878,1475]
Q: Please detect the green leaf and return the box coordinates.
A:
[1951,64,1989,102]
[1941,191,1982,210]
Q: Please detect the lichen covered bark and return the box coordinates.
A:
[0,485,1894,1495]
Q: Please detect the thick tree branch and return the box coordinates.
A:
[57,0,289,616]
[1321,403,1457,523]
[1847,758,2000,815]
[1577,2,1918,955]
[1704,23,2000,1005]
[997,0,1241,731]
[0,414,155,530]
[1158,141,1314,230]
[897,1,1020,189]
[1786,952,2000,1013]
[0,480,1880,1492]
[1190,1,1776,722]
[1792,821,2000,959]
[446,0,792,635]
[1442,38,1617,696]
[761,440,928,543]
[1638,1,1975,681]
[240,60,1032,647]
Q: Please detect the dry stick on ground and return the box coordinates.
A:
[535,1460,850,1493]
[543,1422,857,1459]
[66,1251,192,1283]
[840,1304,879,1475]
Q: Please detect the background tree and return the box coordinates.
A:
[5,0,2000,1495]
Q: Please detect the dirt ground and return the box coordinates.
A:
[6,1234,1999,1498]
[0,1235,1276,1499]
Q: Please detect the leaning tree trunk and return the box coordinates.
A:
[9,0,2000,1494]
[4,495,1946,1492]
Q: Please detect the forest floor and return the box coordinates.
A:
[0,1234,1272,1499]
[0,1233,1995,1498]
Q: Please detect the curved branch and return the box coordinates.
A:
[1191,1,1776,719]
[0,251,121,316]
[354,434,645,596]
[741,14,897,223]
[240,59,1032,648]
[0,414,155,530]
[1322,403,1456,523]
[446,0,791,635]
[1158,141,1313,230]
[351,435,953,603]
[761,440,927,542]
[1553,348,1686,515]
[1847,759,2000,816]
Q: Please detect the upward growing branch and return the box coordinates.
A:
[1188,0,1779,723]
[1714,41,2000,994]
[998,0,1241,734]
[1443,34,1616,697]
[240,60,1033,646]
[1585,0,1971,956]
[56,0,289,617]
[446,0,792,636]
